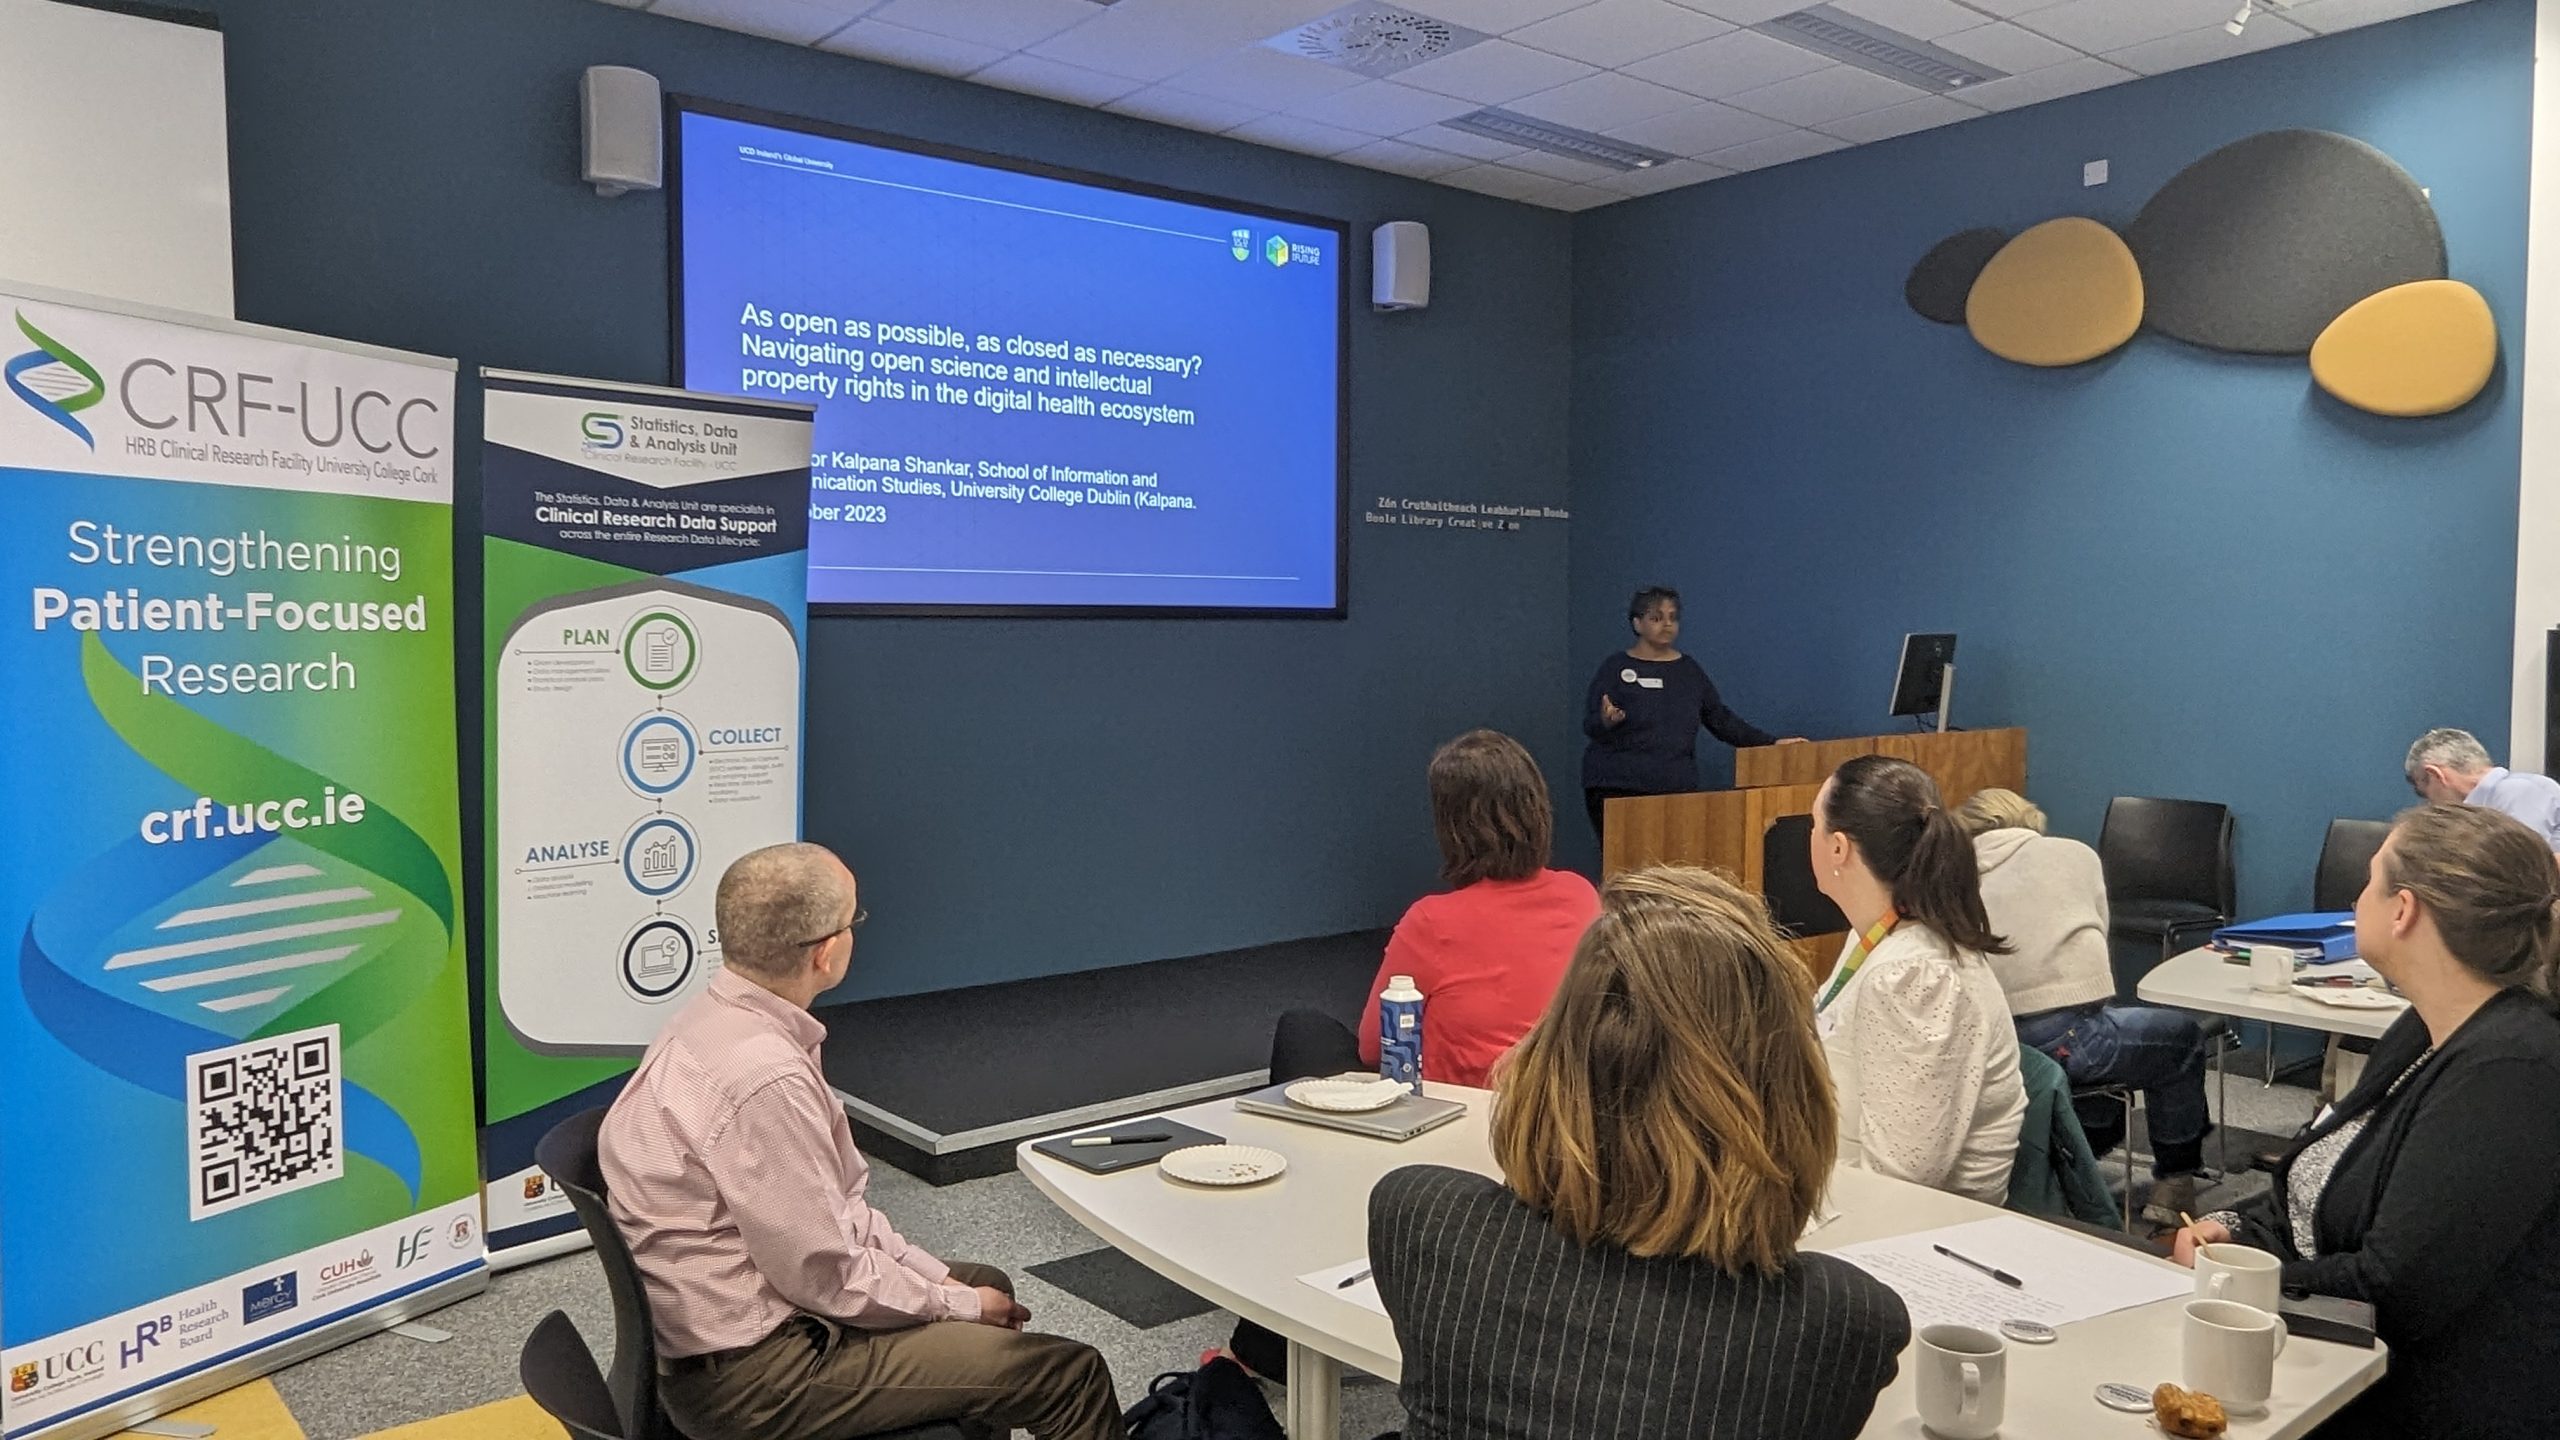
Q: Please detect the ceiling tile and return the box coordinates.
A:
[1933,20,2079,74]
[1591,156,1731,194]
[2283,0,2471,34]
[867,0,1092,49]
[1508,70,1697,128]
[1224,111,1375,156]
[1665,0,1811,23]
[2015,0,2237,52]
[2107,14,2310,73]
[1400,122,1531,160]
[1026,7,1274,81]
[1335,137,1478,176]
[1508,0,1732,68]
[1815,92,1978,142]
[1407,0,1593,32]
[1620,29,1833,97]
[1160,46,1368,108]
[1438,162,1559,198]
[819,18,1008,75]
[1498,146,1627,181]
[1832,0,1985,39]
[1950,53,2133,111]
[646,0,874,45]
[1605,99,1793,153]
[1395,37,1600,102]
[1951,0,2070,13]
[1724,64,1927,126]
[1104,85,1269,132]
[1705,125,1848,171]
[1284,78,1479,133]
[1551,184,1626,209]
[973,53,1145,104]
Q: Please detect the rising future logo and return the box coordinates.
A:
[1264,234,1290,267]
[5,311,103,448]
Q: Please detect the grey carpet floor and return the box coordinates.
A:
[270,1072,2322,1438]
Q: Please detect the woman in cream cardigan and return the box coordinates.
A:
[1955,788,2212,1224]
[1809,756,2026,1205]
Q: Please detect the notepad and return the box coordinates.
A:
[1298,1258,1387,1318]
[1830,1217,2189,1334]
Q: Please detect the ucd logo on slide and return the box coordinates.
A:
[581,411,626,449]
[5,310,104,448]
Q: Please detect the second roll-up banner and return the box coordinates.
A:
[477,372,811,1261]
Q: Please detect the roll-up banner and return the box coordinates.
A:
[0,284,481,1440]
[476,371,810,1262]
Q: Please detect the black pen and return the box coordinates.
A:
[1336,1266,1372,1289]
[1932,1244,2023,1288]
[1068,1132,1173,1147]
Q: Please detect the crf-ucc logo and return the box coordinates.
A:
[581,411,626,449]
[448,1215,478,1251]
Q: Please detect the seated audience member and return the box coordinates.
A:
[1371,866,1910,1440]
[1266,728,1600,1088]
[1955,788,2214,1223]
[2176,805,2560,1440]
[601,843,1120,1440]
[1810,756,2027,1204]
[2406,726,2560,850]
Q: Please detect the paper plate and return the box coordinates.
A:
[1285,1075,1406,1113]
[1160,1145,1288,1187]
[2301,987,2405,1010]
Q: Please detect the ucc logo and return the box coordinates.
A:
[12,1342,106,1391]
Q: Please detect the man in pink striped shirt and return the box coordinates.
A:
[601,842,1120,1440]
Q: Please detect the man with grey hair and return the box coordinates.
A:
[2406,728,2560,850]
[601,842,1120,1440]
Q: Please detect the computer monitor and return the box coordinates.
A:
[1890,633,1958,730]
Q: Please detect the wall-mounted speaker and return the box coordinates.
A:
[582,65,663,198]
[1372,221,1430,313]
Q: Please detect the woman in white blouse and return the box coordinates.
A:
[1809,756,2028,1204]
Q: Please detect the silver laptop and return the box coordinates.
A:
[1234,1079,1468,1141]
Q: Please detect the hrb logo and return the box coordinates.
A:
[581,411,626,449]
[121,1315,171,1369]
[395,1224,438,1269]
[5,311,103,448]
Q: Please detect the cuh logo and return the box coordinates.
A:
[5,311,104,448]
[1231,227,1252,261]
[1264,234,1290,267]
[581,411,626,449]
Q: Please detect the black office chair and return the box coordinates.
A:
[2314,818,2392,913]
[529,1109,965,1440]
[2099,797,2236,988]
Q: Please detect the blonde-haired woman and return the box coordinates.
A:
[2175,805,2560,1440]
[1368,867,1908,1440]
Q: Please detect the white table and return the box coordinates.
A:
[2138,947,2405,1042]
[1019,1083,2387,1439]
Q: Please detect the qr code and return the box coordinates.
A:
[187,1024,343,1221]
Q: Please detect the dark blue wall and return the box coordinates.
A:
[1570,0,2534,919]
[188,0,1575,999]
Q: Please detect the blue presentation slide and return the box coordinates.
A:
[676,108,1344,611]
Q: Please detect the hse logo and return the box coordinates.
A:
[581,411,626,449]
[1264,234,1290,267]
[6,311,104,448]
[396,1223,438,1270]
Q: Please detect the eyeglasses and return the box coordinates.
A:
[795,907,867,949]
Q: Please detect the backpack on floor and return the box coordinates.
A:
[1124,1356,1284,1440]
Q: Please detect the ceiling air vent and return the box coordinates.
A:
[1263,0,1490,77]
[1757,5,2008,91]
[1442,108,1677,172]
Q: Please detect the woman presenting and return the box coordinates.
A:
[1581,585,1800,845]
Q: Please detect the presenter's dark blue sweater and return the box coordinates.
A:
[1580,652,1775,794]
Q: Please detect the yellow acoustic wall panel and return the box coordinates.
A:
[2309,279,2497,417]
[1965,218,2145,367]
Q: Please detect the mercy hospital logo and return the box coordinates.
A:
[6,311,104,448]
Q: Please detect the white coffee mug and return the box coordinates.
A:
[2185,1299,2288,1416]
[1916,1323,2006,1440]
[2250,944,2293,993]
[2195,1243,2283,1312]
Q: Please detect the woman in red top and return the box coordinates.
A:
[1269,729,1602,1089]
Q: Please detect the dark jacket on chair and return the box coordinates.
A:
[1369,1165,1907,1440]
[2005,1046,2119,1227]
[2226,988,2560,1440]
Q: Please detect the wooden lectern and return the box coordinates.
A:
[1600,729,2027,975]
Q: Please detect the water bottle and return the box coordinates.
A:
[1378,974,1425,1094]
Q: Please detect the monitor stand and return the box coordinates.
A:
[1936,663,1955,735]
